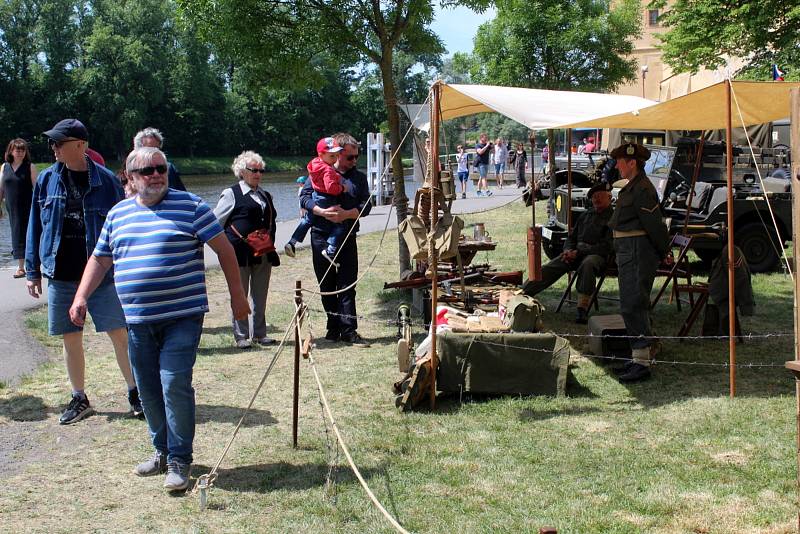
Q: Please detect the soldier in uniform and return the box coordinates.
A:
[608,142,671,383]
[522,182,614,324]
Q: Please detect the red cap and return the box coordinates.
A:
[316,137,343,154]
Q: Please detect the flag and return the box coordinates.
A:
[772,64,785,81]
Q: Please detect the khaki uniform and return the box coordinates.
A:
[609,169,669,358]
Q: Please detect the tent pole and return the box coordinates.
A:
[429,81,442,410]
[567,129,573,232]
[788,87,800,531]
[725,80,736,397]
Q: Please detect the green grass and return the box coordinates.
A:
[35,155,308,175]
[0,201,796,532]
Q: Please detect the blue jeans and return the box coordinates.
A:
[128,314,204,464]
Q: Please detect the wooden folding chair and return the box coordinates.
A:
[650,234,694,311]
[555,256,617,313]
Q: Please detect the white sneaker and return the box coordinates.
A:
[236,339,251,349]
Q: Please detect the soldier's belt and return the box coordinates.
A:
[613,229,647,238]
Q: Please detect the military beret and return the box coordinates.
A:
[587,182,612,199]
[610,142,650,162]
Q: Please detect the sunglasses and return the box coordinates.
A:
[131,164,168,176]
[246,167,265,173]
[48,138,80,149]
[344,154,359,162]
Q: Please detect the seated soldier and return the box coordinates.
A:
[521,182,614,324]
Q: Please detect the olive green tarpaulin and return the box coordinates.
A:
[437,332,571,396]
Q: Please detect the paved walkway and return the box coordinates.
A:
[0,187,525,384]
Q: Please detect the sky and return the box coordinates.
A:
[430,4,495,56]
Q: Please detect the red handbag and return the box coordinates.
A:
[228,195,276,256]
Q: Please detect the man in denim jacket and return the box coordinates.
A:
[25,118,139,425]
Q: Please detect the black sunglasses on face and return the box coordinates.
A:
[246,167,265,173]
[131,164,168,176]
[345,154,359,162]
[48,138,79,149]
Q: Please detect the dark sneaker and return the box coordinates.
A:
[324,330,340,342]
[618,363,652,383]
[284,242,296,258]
[164,460,192,491]
[59,394,94,425]
[128,387,144,418]
[611,360,635,376]
[461,192,466,199]
[575,308,588,325]
[341,332,371,347]
[134,451,167,477]
[254,336,276,346]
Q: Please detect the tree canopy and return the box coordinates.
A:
[653,0,800,78]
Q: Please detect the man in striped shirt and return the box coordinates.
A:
[68,146,249,492]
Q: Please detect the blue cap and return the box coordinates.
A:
[296,176,308,184]
[43,118,89,141]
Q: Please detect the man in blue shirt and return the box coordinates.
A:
[299,133,372,346]
[68,146,249,492]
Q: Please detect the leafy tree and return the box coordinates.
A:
[653,0,800,78]
[177,0,446,272]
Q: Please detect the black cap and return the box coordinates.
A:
[610,142,650,162]
[587,182,612,199]
[43,119,88,141]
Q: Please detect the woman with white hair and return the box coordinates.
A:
[213,151,279,348]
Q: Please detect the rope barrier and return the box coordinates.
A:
[305,307,411,534]
[192,304,303,496]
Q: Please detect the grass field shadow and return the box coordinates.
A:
[192,460,368,493]
[0,394,54,421]
[196,404,278,427]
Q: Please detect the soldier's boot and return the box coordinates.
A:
[618,348,652,383]
[575,294,591,324]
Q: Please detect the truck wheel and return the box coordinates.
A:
[542,237,560,260]
[735,223,780,273]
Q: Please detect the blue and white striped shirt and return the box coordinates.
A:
[94,189,223,324]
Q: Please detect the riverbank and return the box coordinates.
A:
[0,190,795,531]
[35,155,308,175]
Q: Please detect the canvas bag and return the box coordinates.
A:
[399,213,463,261]
[502,295,545,332]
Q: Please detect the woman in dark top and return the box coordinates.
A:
[0,138,38,277]
[213,151,280,349]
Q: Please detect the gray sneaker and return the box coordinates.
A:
[133,451,167,477]
[163,460,192,491]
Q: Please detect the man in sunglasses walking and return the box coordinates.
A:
[26,118,140,425]
[299,132,372,346]
[69,146,249,491]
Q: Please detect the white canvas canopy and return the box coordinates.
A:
[406,83,657,132]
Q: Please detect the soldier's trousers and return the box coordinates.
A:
[615,235,660,350]
[522,254,606,299]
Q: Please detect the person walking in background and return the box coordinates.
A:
[456,144,469,199]
[133,128,186,191]
[214,151,279,349]
[494,137,508,189]
[299,132,371,346]
[69,146,249,492]
[474,133,493,197]
[27,119,140,424]
[0,138,38,278]
[510,142,528,188]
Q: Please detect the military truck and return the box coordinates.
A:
[540,141,792,272]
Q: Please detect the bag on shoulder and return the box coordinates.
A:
[229,225,275,256]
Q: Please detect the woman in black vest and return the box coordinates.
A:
[0,138,38,278]
[213,151,279,349]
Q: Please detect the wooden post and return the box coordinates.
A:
[566,128,573,233]
[293,280,301,447]
[528,133,542,282]
[725,81,736,397]
[787,87,800,531]
[429,82,442,409]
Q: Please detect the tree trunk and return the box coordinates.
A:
[379,55,411,274]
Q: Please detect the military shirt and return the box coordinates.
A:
[564,206,613,259]
[608,169,670,257]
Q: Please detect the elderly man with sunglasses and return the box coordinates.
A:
[68,146,249,491]
[299,132,372,346]
[26,118,140,426]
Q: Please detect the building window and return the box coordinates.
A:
[648,9,659,26]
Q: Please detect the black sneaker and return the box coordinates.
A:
[611,360,635,376]
[618,363,652,383]
[59,394,94,425]
[128,387,144,418]
[324,330,341,342]
[341,332,371,347]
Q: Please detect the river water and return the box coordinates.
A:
[0,170,419,267]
